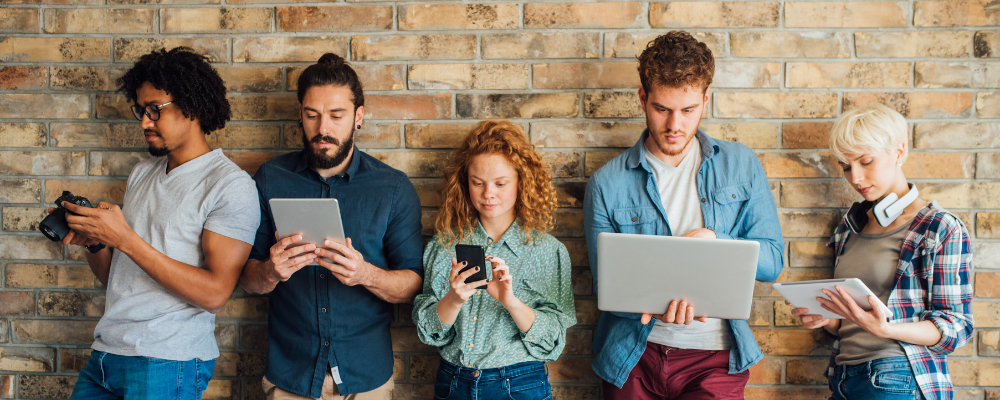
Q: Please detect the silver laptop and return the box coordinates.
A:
[597,232,760,320]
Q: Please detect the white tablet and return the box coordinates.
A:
[597,232,760,320]
[772,278,892,320]
[269,198,346,265]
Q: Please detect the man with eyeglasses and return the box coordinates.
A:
[55,47,261,399]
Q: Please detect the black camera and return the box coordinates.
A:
[38,191,106,253]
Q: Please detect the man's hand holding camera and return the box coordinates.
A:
[46,201,132,251]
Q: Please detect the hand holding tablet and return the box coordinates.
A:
[773,278,892,320]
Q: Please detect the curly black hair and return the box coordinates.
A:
[117,47,230,134]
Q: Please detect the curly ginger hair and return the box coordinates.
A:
[435,120,558,246]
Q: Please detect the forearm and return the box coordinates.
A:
[85,247,114,287]
[823,319,841,336]
[436,294,463,325]
[505,299,536,333]
[364,267,422,304]
[884,320,942,347]
[118,234,237,312]
[239,259,279,295]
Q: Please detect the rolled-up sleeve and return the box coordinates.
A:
[519,242,577,359]
[413,239,458,347]
[923,217,975,356]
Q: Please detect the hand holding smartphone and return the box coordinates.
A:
[455,244,491,289]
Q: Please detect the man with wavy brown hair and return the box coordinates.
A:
[585,31,784,399]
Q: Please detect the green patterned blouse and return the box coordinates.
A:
[413,219,577,369]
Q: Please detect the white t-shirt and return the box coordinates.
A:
[642,143,733,351]
[92,149,260,361]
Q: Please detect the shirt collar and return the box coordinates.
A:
[293,145,362,182]
[472,218,525,258]
[626,128,718,171]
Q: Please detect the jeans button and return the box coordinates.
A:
[473,370,480,377]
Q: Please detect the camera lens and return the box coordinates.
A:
[38,209,70,242]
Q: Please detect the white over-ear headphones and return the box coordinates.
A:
[845,184,919,232]
[872,183,919,227]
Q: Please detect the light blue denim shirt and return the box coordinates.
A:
[584,129,784,387]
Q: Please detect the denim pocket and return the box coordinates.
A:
[612,207,658,235]
[506,371,551,400]
[870,370,917,395]
[139,356,175,364]
[433,368,453,400]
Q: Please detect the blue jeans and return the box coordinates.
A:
[433,358,551,400]
[70,350,215,400]
[829,356,922,400]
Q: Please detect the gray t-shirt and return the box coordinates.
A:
[834,223,908,365]
[92,149,260,361]
[642,144,733,351]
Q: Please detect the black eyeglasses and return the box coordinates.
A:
[130,101,174,121]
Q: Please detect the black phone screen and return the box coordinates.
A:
[455,244,489,289]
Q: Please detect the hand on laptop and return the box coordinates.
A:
[640,300,709,325]
[681,228,716,239]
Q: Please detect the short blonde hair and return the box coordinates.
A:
[829,104,909,163]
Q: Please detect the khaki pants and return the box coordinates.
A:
[262,372,393,400]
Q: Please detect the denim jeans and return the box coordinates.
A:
[433,359,551,400]
[829,356,922,400]
[70,350,215,400]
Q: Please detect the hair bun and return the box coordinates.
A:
[318,53,346,66]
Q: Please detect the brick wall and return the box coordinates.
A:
[1,0,999,399]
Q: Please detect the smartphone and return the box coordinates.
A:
[455,244,491,289]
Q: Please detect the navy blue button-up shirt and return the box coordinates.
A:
[249,148,423,397]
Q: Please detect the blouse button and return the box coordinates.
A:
[473,317,478,321]
[631,217,637,222]
[701,198,706,203]
[732,194,736,198]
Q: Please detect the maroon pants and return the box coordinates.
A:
[602,342,750,400]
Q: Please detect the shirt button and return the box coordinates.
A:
[732,194,736,199]
[324,341,329,346]
[476,290,481,295]
[528,336,532,339]
[438,325,442,329]
[320,274,325,279]
[321,308,327,313]
[469,344,474,348]
[473,317,478,321]
[701,198,706,203]
[631,217,637,222]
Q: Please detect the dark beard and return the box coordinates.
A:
[148,145,170,157]
[303,126,355,170]
[146,130,170,156]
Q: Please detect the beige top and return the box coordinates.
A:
[833,223,909,365]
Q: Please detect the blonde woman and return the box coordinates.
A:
[413,120,576,400]
[791,104,973,400]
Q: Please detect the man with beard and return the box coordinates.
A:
[584,31,784,399]
[59,47,261,399]
[239,53,423,400]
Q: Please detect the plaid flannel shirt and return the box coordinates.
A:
[826,202,974,400]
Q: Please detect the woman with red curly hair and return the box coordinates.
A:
[412,120,577,400]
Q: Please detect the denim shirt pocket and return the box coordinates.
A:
[612,207,659,235]
[712,183,752,235]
